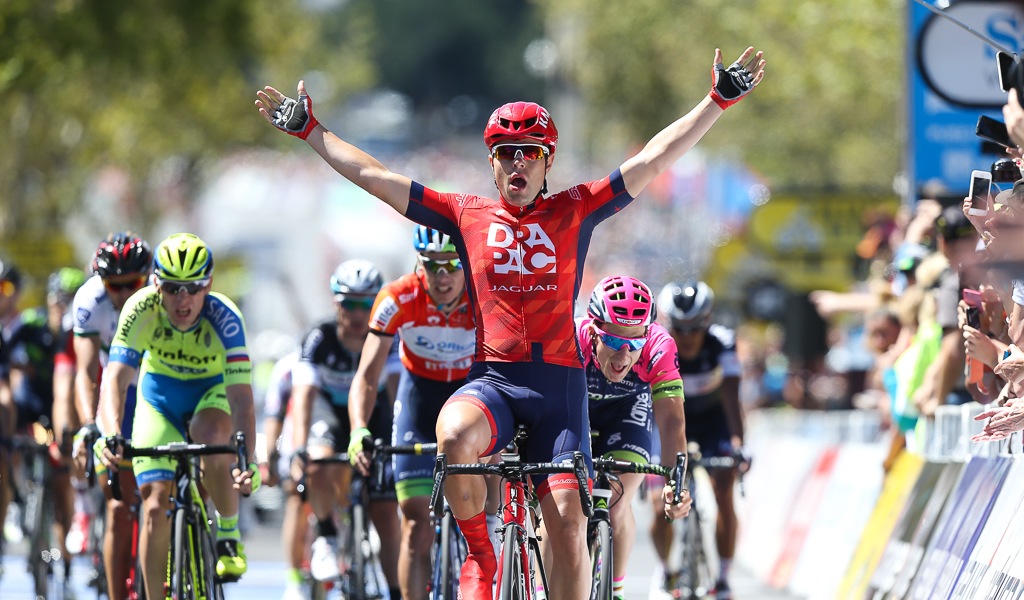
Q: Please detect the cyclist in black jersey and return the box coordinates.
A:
[652,280,747,600]
[292,259,401,598]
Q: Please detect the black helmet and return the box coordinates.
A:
[92,232,153,278]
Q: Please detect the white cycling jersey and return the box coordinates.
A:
[71,275,122,365]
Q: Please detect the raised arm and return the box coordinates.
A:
[256,80,414,214]
[620,47,765,198]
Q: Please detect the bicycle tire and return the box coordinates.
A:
[436,509,465,600]
[28,478,50,598]
[589,519,613,600]
[172,509,190,600]
[498,522,525,600]
[679,506,712,600]
[198,515,225,600]
[351,502,368,599]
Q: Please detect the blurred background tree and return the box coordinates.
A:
[538,0,903,191]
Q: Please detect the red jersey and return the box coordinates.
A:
[369,272,475,382]
[405,170,634,368]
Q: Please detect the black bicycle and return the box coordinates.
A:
[8,425,72,600]
[362,439,463,600]
[108,431,248,600]
[588,453,685,600]
[301,445,391,600]
[429,426,593,600]
[670,444,748,600]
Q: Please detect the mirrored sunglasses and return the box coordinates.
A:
[418,255,463,275]
[338,297,375,311]
[597,330,647,352]
[103,275,148,292]
[490,143,548,162]
[159,279,210,296]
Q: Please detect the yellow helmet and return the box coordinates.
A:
[154,233,214,282]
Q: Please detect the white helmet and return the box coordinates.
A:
[657,280,714,329]
[330,259,383,300]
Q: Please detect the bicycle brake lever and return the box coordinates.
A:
[573,452,593,519]
[235,431,250,497]
[105,436,124,502]
[429,454,447,518]
[671,452,687,505]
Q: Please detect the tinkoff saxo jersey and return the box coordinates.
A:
[405,170,634,368]
[108,286,252,387]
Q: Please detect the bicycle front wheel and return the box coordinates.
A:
[679,507,712,600]
[436,509,466,600]
[171,509,192,600]
[589,520,613,600]
[498,523,526,600]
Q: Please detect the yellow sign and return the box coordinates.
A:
[834,451,924,600]
[748,194,900,257]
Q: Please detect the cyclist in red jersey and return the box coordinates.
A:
[257,45,765,600]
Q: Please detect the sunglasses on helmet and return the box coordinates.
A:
[596,328,648,352]
[159,279,210,296]
[490,143,548,162]
[417,255,463,275]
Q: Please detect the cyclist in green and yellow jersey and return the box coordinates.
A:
[98,233,259,600]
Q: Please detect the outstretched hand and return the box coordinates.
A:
[255,80,320,140]
[709,46,766,110]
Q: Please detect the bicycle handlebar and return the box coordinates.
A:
[429,451,594,519]
[105,433,245,502]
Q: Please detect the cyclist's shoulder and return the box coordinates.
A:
[299,318,339,359]
[200,292,247,337]
[380,273,422,302]
[705,323,736,350]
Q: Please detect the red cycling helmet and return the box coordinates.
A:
[587,276,656,328]
[483,101,558,156]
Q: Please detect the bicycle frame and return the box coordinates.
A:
[110,432,245,600]
[429,443,592,600]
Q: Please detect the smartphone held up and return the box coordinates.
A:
[968,169,992,216]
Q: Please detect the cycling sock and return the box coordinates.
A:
[316,517,338,540]
[719,557,732,582]
[456,511,496,593]
[613,575,625,599]
[286,568,304,585]
[216,512,241,541]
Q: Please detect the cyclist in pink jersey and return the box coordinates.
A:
[257,45,765,600]
[579,276,690,600]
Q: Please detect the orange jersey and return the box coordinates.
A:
[369,272,475,382]
[405,170,635,368]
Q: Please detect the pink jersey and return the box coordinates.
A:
[405,170,634,368]
[576,317,681,395]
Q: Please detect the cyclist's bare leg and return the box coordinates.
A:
[369,499,401,591]
[306,445,350,527]
[539,487,589,600]
[609,472,644,581]
[191,408,239,520]
[397,496,433,600]
[139,479,174,600]
[436,401,491,518]
[53,468,74,561]
[281,481,308,574]
[101,468,139,600]
[436,400,494,595]
[710,468,738,563]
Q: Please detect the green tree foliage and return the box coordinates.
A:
[0,0,376,235]
[537,0,904,191]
